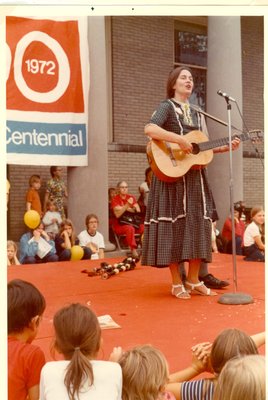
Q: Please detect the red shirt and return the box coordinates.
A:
[8,336,46,400]
[26,188,42,216]
[111,194,138,228]
[221,217,245,242]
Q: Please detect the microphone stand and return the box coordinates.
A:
[217,99,253,305]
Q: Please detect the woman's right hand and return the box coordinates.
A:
[177,136,193,154]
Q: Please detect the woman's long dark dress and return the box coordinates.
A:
[141,99,218,268]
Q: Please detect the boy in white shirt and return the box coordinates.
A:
[78,214,105,260]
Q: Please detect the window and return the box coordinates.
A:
[174,18,207,108]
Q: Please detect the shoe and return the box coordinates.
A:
[199,274,230,289]
[171,284,191,299]
[185,281,217,296]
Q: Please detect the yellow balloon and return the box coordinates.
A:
[24,210,41,229]
[71,245,84,261]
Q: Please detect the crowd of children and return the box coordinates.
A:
[8,279,266,400]
[7,168,106,265]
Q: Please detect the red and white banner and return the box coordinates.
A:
[6,16,89,166]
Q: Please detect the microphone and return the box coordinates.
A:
[217,90,236,102]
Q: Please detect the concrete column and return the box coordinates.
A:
[67,17,115,251]
[206,16,243,229]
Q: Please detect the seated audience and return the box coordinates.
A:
[110,344,175,400]
[39,303,122,400]
[42,200,62,240]
[221,203,245,254]
[19,222,58,264]
[7,240,20,265]
[213,354,265,400]
[243,206,265,261]
[111,181,144,259]
[8,279,46,400]
[55,219,92,261]
[165,328,264,400]
[78,214,105,260]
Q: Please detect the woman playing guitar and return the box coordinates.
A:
[141,66,240,299]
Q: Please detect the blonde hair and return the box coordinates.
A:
[7,240,20,265]
[210,328,258,375]
[119,344,169,400]
[250,206,264,219]
[213,355,265,400]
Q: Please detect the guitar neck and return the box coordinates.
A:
[198,131,250,152]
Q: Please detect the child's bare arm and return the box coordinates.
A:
[28,384,40,400]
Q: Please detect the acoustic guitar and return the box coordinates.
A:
[146,129,263,182]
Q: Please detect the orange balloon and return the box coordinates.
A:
[24,210,40,229]
[71,245,84,261]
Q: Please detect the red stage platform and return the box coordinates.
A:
[8,253,265,372]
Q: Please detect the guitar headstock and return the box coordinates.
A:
[248,129,264,144]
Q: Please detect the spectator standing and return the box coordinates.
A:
[26,175,42,217]
[43,166,68,219]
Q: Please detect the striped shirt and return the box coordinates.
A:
[181,379,214,400]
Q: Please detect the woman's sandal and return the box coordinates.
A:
[185,281,217,296]
[171,284,191,299]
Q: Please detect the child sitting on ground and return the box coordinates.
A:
[110,344,175,400]
[165,328,264,400]
[42,200,62,240]
[7,240,20,265]
[243,206,265,261]
[55,219,92,261]
[26,174,42,217]
[213,354,265,400]
[78,214,105,260]
[8,279,46,400]
[40,303,122,400]
[19,222,58,264]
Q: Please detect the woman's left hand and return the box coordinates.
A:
[231,137,240,150]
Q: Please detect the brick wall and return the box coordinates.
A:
[241,16,264,208]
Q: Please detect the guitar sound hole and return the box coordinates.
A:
[191,143,200,155]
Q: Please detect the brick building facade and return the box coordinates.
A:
[7,16,264,242]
